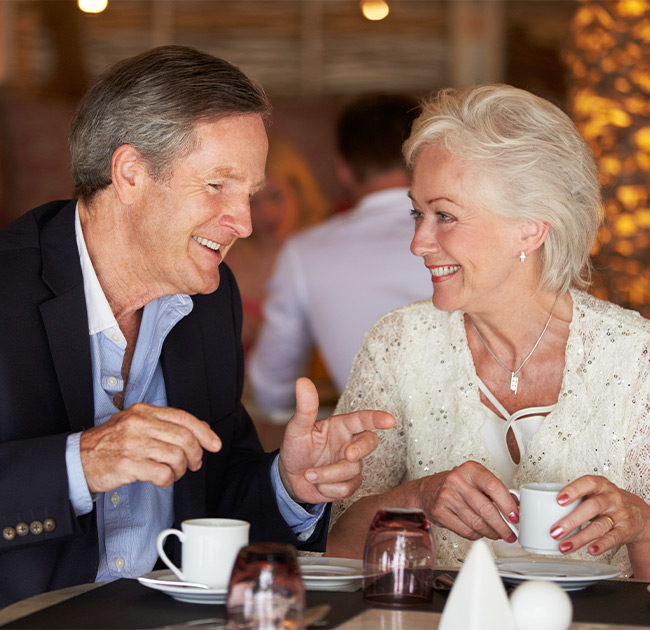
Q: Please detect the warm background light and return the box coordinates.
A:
[566,0,650,315]
[78,0,108,15]
[361,0,390,22]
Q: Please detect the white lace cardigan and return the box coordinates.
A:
[331,290,650,576]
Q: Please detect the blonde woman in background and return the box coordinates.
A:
[227,133,329,355]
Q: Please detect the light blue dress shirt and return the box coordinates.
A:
[65,207,324,581]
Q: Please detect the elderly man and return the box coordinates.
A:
[0,46,394,608]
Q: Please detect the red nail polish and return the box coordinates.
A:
[559,541,573,553]
[509,512,519,524]
[550,526,564,539]
[506,533,517,543]
[557,494,569,505]
[589,544,599,554]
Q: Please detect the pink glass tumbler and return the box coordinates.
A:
[362,507,435,607]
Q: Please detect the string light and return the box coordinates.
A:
[566,0,650,314]
[361,1,390,21]
[78,0,108,14]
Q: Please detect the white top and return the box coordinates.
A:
[247,188,431,420]
[477,377,555,488]
[331,290,650,576]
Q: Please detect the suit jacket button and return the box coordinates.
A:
[30,521,43,535]
[16,522,29,536]
[2,527,16,541]
[44,518,56,532]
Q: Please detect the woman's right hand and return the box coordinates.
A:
[417,460,519,542]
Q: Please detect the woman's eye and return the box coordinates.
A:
[410,208,423,220]
[437,212,453,223]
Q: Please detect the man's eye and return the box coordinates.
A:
[209,183,223,191]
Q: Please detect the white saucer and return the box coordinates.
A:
[298,557,363,591]
[496,558,620,591]
[137,570,227,604]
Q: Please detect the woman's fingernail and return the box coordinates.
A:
[589,544,599,555]
[509,512,519,524]
[550,526,564,539]
[557,493,569,505]
[559,541,573,553]
[305,471,317,482]
[506,533,518,543]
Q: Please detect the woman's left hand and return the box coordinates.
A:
[550,475,650,561]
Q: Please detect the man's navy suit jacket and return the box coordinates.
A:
[0,200,328,607]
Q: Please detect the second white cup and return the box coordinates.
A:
[504,483,582,555]
[156,518,250,589]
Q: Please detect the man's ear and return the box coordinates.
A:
[110,144,147,206]
[335,156,356,193]
[519,219,549,258]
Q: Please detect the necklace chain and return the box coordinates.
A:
[470,295,560,395]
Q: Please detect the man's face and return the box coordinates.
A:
[131,114,268,297]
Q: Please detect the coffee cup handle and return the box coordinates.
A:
[496,489,520,537]
[156,528,185,582]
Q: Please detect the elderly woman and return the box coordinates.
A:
[325,85,650,580]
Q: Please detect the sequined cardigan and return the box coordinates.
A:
[332,289,650,576]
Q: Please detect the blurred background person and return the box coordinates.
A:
[247,94,431,443]
[226,133,329,356]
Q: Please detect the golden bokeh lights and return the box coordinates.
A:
[566,0,650,314]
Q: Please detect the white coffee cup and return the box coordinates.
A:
[503,483,582,555]
[156,518,249,589]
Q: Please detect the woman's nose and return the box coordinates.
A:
[410,222,438,258]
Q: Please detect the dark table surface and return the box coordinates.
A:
[2,573,650,629]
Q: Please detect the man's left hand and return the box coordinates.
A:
[278,377,395,504]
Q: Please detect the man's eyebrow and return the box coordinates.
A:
[251,178,267,194]
[207,166,236,179]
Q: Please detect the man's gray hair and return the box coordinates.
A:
[69,45,271,203]
[403,84,602,294]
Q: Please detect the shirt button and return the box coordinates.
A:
[111,333,121,343]
[115,557,125,570]
[107,376,118,387]
[110,493,120,505]
[16,522,29,536]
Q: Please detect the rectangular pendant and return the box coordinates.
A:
[510,373,519,395]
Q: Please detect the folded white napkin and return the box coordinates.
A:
[439,539,516,630]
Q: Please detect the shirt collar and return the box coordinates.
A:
[75,204,118,335]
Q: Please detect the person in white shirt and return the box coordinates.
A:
[248,94,431,422]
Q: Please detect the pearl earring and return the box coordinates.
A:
[520,251,526,263]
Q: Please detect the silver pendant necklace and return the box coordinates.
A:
[470,295,559,395]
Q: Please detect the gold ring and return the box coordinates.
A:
[603,514,615,530]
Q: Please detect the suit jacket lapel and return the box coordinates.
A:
[39,202,94,433]
[162,304,212,521]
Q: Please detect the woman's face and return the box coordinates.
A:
[250,173,301,245]
[409,145,523,315]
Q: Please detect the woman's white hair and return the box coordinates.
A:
[403,84,602,293]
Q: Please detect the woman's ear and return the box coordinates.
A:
[110,144,147,206]
[519,219,549,258]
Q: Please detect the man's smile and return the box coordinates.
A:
[192,235,222,252]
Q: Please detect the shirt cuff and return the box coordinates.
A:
[270,455,326,540]
[66,432,94,516]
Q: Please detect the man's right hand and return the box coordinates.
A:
[80,403,222,493]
